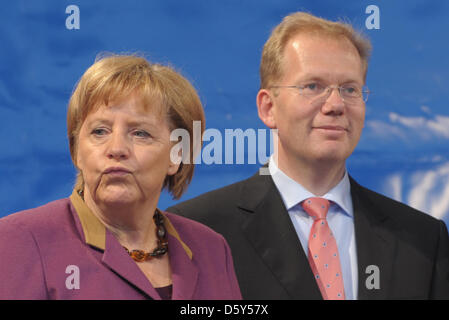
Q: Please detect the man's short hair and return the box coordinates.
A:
[260,12,372,89]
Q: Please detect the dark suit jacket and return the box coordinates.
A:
[168,171,449,299]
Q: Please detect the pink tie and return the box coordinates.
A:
[302,197,345,300]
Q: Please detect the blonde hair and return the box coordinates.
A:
[260,12,372,88]
[67,54,205,199]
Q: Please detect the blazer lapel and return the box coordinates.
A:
[238,172,322,299]
[350,177,397,300]
[70,190,198,299]
[101,231,161,299]
[102,231,199,300]
[168,233,199,300]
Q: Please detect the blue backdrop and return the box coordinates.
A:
[1,0,448,227]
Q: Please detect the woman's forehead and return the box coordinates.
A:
[87,91,166,119]
[90,97,166,122]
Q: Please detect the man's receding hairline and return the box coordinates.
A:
[277,32,364,84]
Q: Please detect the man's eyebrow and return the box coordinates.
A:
[297,74,363,85]
[294,74,329,82]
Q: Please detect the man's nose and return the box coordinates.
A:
[321,86,345,114]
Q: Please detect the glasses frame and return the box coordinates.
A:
[269,84,370,103]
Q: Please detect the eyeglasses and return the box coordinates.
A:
[270,83,370,103]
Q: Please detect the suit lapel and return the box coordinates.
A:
[238,172,322,299]
[237,172,399,299]
[350,177,397,299]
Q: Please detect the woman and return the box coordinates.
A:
[0,54,242,300]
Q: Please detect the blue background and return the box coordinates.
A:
[1,0,448,226]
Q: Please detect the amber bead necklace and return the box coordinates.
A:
[123,209,168,262]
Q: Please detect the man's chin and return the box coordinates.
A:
[312,142,353,161]
[309,149,349,165]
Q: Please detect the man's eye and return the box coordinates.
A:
[302,83,325,94]
[342,86,359,96]
[304,83,318,91]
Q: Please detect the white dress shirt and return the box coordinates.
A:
[269,156,358,299]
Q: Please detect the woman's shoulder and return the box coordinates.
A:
[0,198,73,233]
[0,198,77,299]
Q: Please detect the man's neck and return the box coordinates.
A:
[274,153,346,196]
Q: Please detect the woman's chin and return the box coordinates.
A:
[97,187,138,207]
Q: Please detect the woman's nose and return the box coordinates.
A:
[106,132,130,160]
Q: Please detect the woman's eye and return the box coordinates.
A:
[91,128,107,136]
[134,130,151,138]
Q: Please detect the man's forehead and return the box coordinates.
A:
[287,32,360,58]
[282,33,364,81]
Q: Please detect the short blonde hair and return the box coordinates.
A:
[67,54,205,199]
[260,12,372,88]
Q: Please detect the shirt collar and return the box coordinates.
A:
[268,155,353,217]
[69,189,193,260]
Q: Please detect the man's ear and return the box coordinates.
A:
[256,89,277,129]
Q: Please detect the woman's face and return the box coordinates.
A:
[76,94,179,208]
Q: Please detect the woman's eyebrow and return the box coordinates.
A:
[126,118,161,128]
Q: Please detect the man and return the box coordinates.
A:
[167,12,449,299]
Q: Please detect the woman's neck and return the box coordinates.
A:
[82,188,159,251]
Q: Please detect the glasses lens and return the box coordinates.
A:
[362,87,369,102]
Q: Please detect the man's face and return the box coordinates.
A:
[267,33,366,167]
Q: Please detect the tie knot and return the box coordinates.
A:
[302,197,330,220]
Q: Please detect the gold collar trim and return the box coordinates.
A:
[69,189,192,260]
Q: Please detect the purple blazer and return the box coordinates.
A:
[0,190,242,300]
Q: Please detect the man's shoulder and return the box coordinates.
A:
[169,175,255,211]
[351,178,444,229]
[164,211,224,240]
[167,171,272,222]
[163,211,229,253]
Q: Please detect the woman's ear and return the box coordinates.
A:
[256,89,277,129]
[167,161,181,176]
[167,144,182,176]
